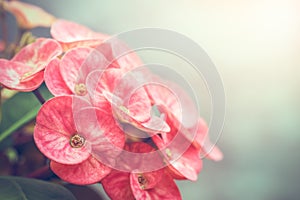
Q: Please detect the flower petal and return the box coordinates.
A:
[115,142,164,173]
[34,96,91,164]
[130,169,182,200]
[12,38,62,76]
[0,59,44,91]
[59,47,108,94]
[44,58,73,96]
[130,170,164,190]
[85,107,125,167]
[152,107,202,181]
[167,146,203,181]
[51,19,108,50]
[50,156,111,185]
[101,170,135,200]
[96,39,143,72]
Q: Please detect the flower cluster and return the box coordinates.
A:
[0,1,223,199]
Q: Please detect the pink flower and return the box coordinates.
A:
[44,47,109,97]
[3,1,56,29]
[33,95,125,184]
[0,38,62,91]
[151,107,203,181]
[101,142,182,200]
[95,39,144,72]
[50,19,109,50]
[87,68,170,134]
[145,77,222,179]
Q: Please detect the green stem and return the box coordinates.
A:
[0,106,39,143]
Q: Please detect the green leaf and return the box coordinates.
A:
[0,176,76,200]
[0,84,53,144]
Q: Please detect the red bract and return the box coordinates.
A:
[51,19,109,50]
[101,142,182,200]
[3,1,55,29]
[87,68,170,135]
[45,47,109,96]
[0,38,62,91]
[34,96,125,184]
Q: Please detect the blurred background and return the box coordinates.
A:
[3,0,300,199]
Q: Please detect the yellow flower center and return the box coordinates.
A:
[74,83,87,96]
[70,134,85,148]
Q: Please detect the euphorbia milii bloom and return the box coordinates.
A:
[95,39,144,72]
[151,106,203,181]
[145,77,223,161]
[34,95,125,184]
[86,68,170,135]
[0,38,62,91]
[44,47,109,97]
[50,19,109,50]
[3,1,55,29]
[101,142,182,200]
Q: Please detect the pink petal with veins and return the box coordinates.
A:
[12,38,62,75]
[95,39,143,72]
[130,169,182,200]
[50,156,111,185]
[167,146,202,181]
[51,19,109,50]
[152,107,202,181]
[34,96,91,164]
[0,59,44,91]
[59,47,108,94]
[0,39,61,91]
[87,107,125,167]
[102,170,135,200]
[87,69,168,134]
[145,78,198,129]
[44,58,72,96]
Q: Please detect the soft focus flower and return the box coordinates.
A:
[3,1,56,29]
[51,19,109,50]
[151,107,203,181]
[87,68,170,134]
[95,39,144,72]
[101,142,182,200]
[0,38,62,91]
[34,96,125,184]
[44,47,108,96]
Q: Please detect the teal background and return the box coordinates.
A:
[16,0,300,199]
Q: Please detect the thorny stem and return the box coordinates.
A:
[32,88,45,104]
